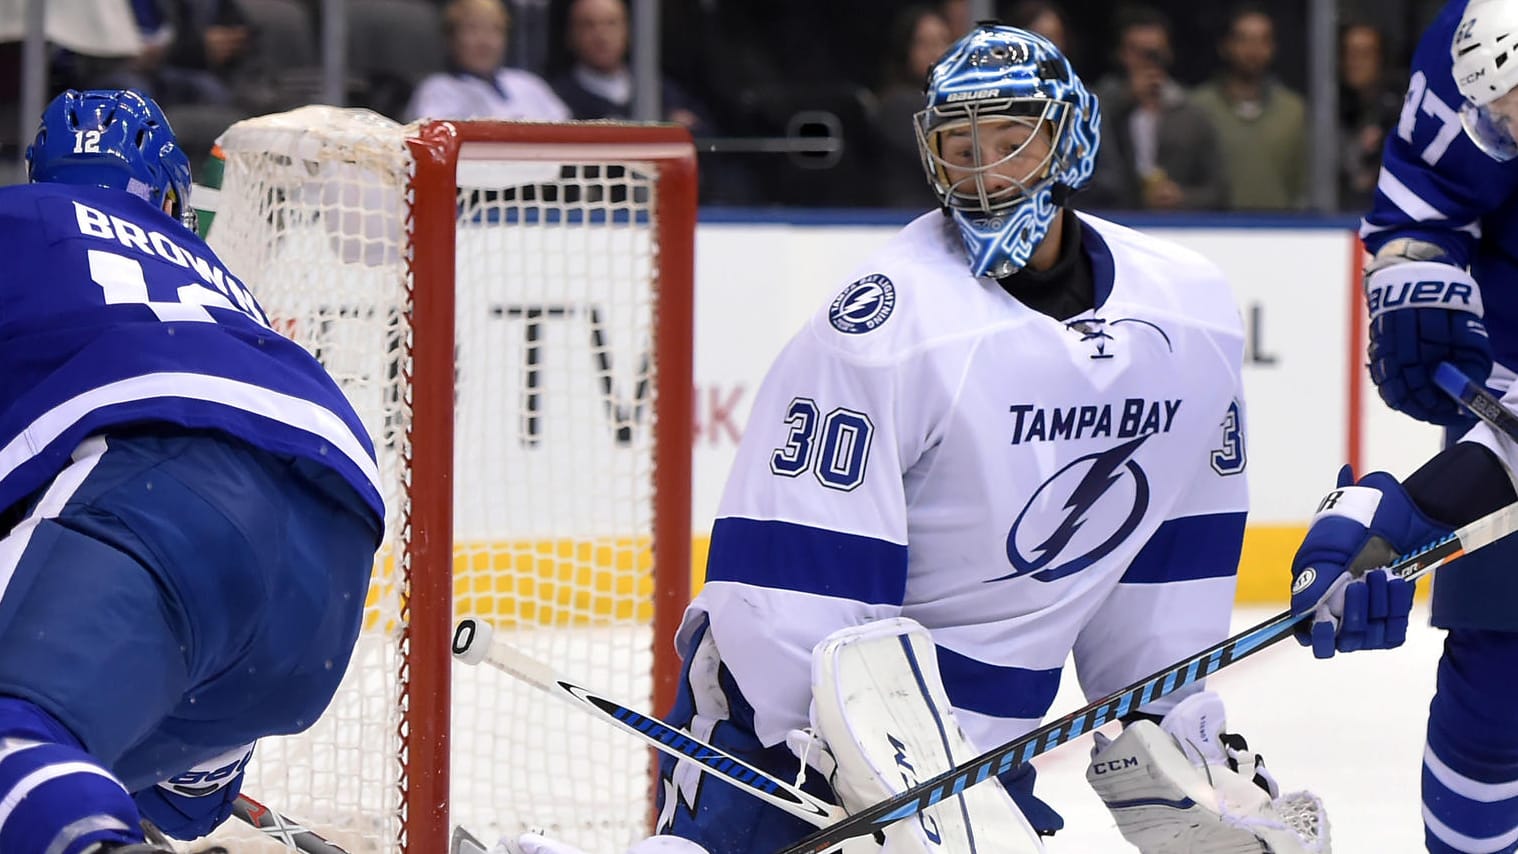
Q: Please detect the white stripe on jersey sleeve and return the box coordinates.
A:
[1377,167,1452,222]
[0,372,380,497]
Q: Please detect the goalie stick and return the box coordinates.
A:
[775,502,1518,853]
[450,618,838,827]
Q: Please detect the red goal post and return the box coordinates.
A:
[204,111,696,853]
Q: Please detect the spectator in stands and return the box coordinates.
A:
[1338,20,1404,211]
[869,4,954,208]
[93,0,251,108]
[1191,3,1306,210]
[938,0,973,38]
[550,0,709,132]
[1080,4,1226,211]
[405,0,570,121]
[83,0,308,173]
[1005,0,1071,57]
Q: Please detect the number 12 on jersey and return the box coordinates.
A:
[87,249,271,328]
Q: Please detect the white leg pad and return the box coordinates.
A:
[807,617,1044,854]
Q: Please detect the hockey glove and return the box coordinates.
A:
[1289,465,1448,659]
[1364,240,1492,426]
[132,744,252,840]
[1087,691,1328,854]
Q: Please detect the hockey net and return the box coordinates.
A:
[197,108,696,853]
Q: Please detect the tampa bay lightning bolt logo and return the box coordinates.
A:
[829,274,897,334]
[991,432,1152,583]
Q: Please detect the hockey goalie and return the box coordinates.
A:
[490,18,1330,854]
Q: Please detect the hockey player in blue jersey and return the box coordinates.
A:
[0,89,383,853]
[1286,0,1518,851]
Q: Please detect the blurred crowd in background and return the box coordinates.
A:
[0,0,1450,212]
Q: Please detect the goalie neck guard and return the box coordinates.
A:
[914,24,1099,278]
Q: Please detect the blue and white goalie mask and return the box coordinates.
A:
[915,25,1099,278]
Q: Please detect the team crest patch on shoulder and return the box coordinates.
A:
[829,274,897,334]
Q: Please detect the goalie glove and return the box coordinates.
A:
[1086,692,1329,854]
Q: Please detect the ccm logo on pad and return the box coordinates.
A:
[1091,756,1140,774]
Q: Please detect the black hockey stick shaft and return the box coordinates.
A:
[777,495,1518,853]
[232,794,351,854]
[1435,362,1518,440]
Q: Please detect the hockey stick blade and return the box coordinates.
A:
[775,503,1518,854]
[452,825,491,854]
[141,819,173,847]
[450,618,838,827]
[1436,361,1518,440]
[233,794,351,854]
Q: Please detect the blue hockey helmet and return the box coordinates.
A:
[915,25,1100,277]
[26,89,197,230]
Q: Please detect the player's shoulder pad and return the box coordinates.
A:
[805,212,1032,363]
[0,183,58,252]
[0,183,47,222]
[3,181,188,236]
[1078,211,1242,335]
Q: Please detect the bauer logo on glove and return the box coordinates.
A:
[1362,239,1493,425]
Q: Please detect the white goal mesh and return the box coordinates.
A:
[195,107,695,853]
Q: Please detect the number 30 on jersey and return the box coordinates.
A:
[769,397,874,491]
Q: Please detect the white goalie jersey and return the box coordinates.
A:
[684,210,1249,753]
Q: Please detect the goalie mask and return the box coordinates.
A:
[1453,0,1518,161]
[915,25,1099,278]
